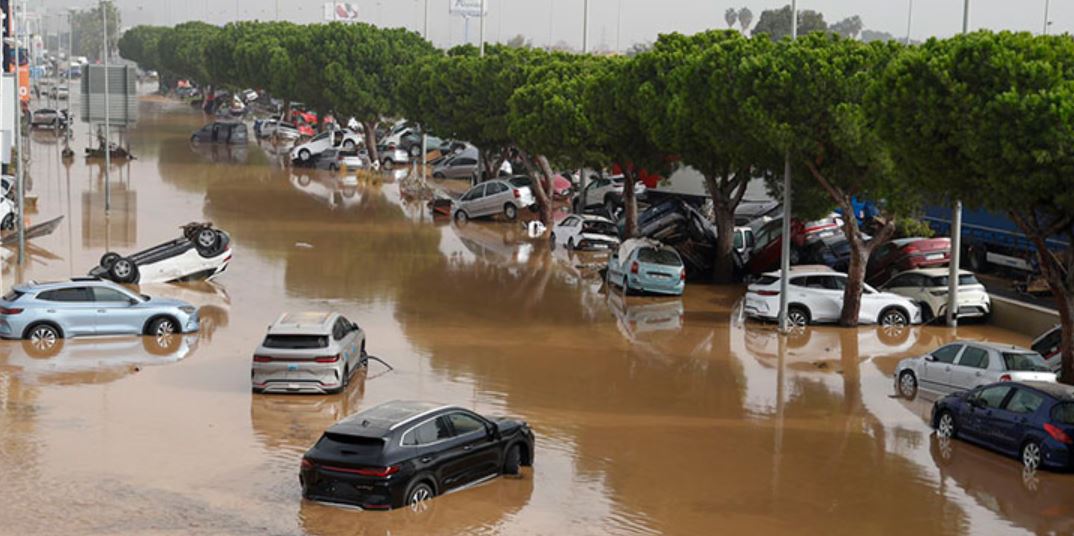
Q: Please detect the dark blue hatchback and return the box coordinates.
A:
[932,381,1074,471]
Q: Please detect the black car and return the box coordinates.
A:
[932,381,1074,471]
[190,122,248,145]
[795,234,854,271]
[300,400,535,510]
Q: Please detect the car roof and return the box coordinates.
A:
[268,312,338,334]
[1016,381,1074,401]
[895,267,973,278]
[327,400,452,438]
[570,214,613,223]
[761,265,838,278]
[14,278,125,293]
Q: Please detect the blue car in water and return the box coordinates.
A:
[606,238,686,296]
[0,279,199,349]
[932,381,1074,471]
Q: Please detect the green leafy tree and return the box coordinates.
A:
[831,16,864,39]
[738,7,754,32]
[71,1,120,62]
[724,8,738,29]
[751,5,828,41]
[744,33,912,325]
[872,31,1074,381]
[157,21,220,88]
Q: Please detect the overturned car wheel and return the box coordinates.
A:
[109,257,139,284]
[195,229,222,256]
[99,252,121,270]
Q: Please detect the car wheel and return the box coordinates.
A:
[787,306,811,329]
[433,172,444,179]
[194,228,221,256]
[299,149,311,161]
[297,175,312,187]
[343,140,356,150]
[1022,440,1043,471]
[503,444,522,476]
[99,252,121,270]
[454,210,469,224]
[0,213,13,231]
[409,145,422,158]
[504,204,518,221]
[144,331,181,356]
[936,410,957,439]
[25,324,62,356]
[109,257,139,283]
[328,163,338,171]
[383,159,395,170]
[879,308,909,330]
[898,371,918,399]
[148,317,178,337]
[405,480,435,509]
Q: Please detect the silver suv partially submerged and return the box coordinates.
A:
[251,312,366,394]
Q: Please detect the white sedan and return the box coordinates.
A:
[550,214,620,251]
[90,223,232,285]
[290,129,362,162]
[880,268,991,322]
[744,267,921,328]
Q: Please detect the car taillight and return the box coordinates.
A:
[513,189,520,199]
[315,355,340,363]
[680,270,686,281]
[354,465,400,478]
[999,374,1012,381]
[757,290,780,296]
[0,307,22,314]
[630,261,639,274]
[301,458,314,470]
[1045,423,1074,445]
[253,355,272,363]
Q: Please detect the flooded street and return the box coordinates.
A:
[3,94,1071,535]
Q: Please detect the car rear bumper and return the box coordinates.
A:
[301,467,408,509]
[252,362,344,394]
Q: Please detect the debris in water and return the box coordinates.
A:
[295,242,314,249]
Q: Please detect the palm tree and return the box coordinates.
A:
[738,7,754,33]
[724,8,738,29]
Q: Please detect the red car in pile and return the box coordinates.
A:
[866,236,951,285]
[745,214,844,275]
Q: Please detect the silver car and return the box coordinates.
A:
[453,179,536,222]
[0,279,199,348]
[251,312,366,394]
[432,151,479,179]
[895,341,1056,399]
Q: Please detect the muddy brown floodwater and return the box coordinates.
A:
[3,91,1072,536]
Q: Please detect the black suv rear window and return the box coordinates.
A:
[317,433,386,456]
[263,335,328,349]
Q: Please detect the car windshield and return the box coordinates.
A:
[637,248,682,266]
[582,221,616,235]
[262,334,328,349]
[1002,352,1051,372]
[929,274,980,287]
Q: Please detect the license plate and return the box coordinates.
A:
[287,364,299,371]
[816,230,835,239]
[926,253,944,261]
[649,272,671,279]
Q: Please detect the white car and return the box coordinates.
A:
[550,214,620,251]
[894,341,1056,399]
[89,223,232,284]
[255,119,300,141]
[290,129,362,162]
[744,267,921,328]
[251,311,367,394]
[1031,325,1063,372]
[880,268,991,322]
[576,175,648,213]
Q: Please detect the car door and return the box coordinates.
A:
[484,181,509,214]
[556,216,578,246]
[807,276,845,323]
[950,344,991,391]
[962,384,1014,444]
[458,184,485,215]
[920,344,963,393]
[37,287,98,336]
[992,387,1046,454]
[92,287,143,335]
[443,411,500,484]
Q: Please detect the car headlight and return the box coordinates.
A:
[179,306,197,314]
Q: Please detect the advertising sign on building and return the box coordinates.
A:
[449,0,487,18]
[323,2,359,22]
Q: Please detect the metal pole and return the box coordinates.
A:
[616,0,622,52]
[423,0,429,38]
[13,0,24,265]
[1043,0,1051,35]
[777,0,797,333]
[948,0,969,328]
[582,0,589,53]
[275,0,279,20]
[421,133,428,182]
[479,0,486,56]
[102,1,111,213]
[905,0,913,43]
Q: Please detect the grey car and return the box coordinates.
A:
[452,179,536,222]
[251,312,367,394]
[432,150,479,179]
[894,341,1057,399]
[0,279,200,349]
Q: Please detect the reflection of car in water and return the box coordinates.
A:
[300,400,535,510]
[289,173,362,211]
[452,222,535,268]
[249,370,365,453]
[90,223,232,284]
[607,291,683,339]
[190,121,248,145]
[135,281,231,341]
[0,333,199,384]
[930,435,1074,535]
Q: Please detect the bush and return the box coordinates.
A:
[895,217,935,239]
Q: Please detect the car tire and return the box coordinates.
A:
[144,331,181,356]
[1022,440,1043,471]
[100,252,122,270]
[898,371,918,399]
[433,172,444,179]
[383,159,395,170]
[936,410,957,439]
[343,140,356,150]
[410,145,422,158]
[0,213,13,231]
[879,307,909,329]
[503,444,522,477]
[194,229,223,257]
[787,305,811,328]
[147,316,178,337]
[24,323,63,357]
[504,204,518,221]
[454,210,469,224]
[299,149,311,162]
[109,257,139,283]
[328,163,338,171]
[405,480,435,508]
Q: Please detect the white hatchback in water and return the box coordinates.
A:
[251,312,366,394]
[894,341,1056,399]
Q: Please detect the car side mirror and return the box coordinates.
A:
[925,355,936,362]
[128,298,140,306]
[485,422,498,439]
[968,397,983,408]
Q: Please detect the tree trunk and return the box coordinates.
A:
[362,120,379,165]
[704,170,749,284]
[622,169,638,238]
[518,149,554,226]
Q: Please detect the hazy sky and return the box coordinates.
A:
[32,0,1071,51]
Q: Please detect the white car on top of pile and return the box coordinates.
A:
[744,266,921,329]
[90,223,232,285]
[550,214,621,251]
[290,129,363,163]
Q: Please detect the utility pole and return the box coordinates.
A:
[1043,0,1051,35]
[13,0,24,264]
[616,0,623,52]
[777,0,798,333]
[905,0,913,44]
[947,0,969,328]
[102,0,111,213]
[479,0,486,56]
[582,0,589,53]
[423,0,429,39]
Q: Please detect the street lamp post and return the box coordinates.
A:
[777,0,798,333]
[905,0,913,44]
[946,0,970,328]
[582,0,590,53]
[12,0,24,264]
[102,1,112,213]
[479,0,486,56]
[1044,0,1052,35]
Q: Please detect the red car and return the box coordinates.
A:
[746,214,843,275]
[866,236,951,285]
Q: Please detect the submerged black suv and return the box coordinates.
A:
[300,400,535,510]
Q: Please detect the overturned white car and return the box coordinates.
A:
[90,223,232,284]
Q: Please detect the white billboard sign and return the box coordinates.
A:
[323,2,360,22]
[449,0,487,18]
